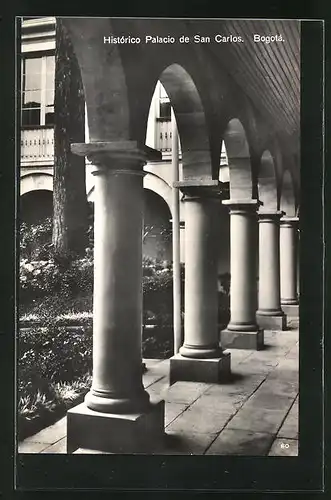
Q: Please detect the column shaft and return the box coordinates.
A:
[179,193,221,358]
[256,211,286,330]
[66,142,165,454]
[280,217,299,305]
[258,212,283,314]
[170,183,230,383]
[221,199,264,350]
[85,167,149,413]
[228,206,258,330]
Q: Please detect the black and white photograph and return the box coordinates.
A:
[17,17,303,459]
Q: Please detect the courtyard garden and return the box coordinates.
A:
[18,217,230,440]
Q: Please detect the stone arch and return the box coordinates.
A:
[222,118,253,199]
[280,169,296,216]
[20,172,53,195]
[147,63,212,180]
[62,18,131,142]
[257,150,278,210]
[143,173,173,215]
[87,172,173,213]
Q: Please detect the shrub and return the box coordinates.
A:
[142,325,174,359]
[18,326,93,397]
[20,258,62,301]
[20,217,53,261]
[19,251,94,304]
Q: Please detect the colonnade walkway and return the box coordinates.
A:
[18,319,299,456]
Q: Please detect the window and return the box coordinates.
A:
[158,83,171,121]
[21,54,55,126]
[159,101,171,120]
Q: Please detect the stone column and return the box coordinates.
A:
[66,142,164,454]
[220,199,264,350]
[280,216,299,317]
[256,210,287,330]
[170,181,231,384]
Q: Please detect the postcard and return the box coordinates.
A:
[14,16,324,492]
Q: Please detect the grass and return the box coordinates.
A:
[19,293,93,320]
[18,373,92,441]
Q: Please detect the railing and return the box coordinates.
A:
[21,128,54,164]
[156,119,172,152]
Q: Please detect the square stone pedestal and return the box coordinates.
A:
[169,352,231,385]
[282,304,299,318]
[220,328,264,350]
[67,400,165,454]
[256,313,287,331]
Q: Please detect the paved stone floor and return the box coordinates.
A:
[18,319,299,456]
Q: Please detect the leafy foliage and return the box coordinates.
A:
[18,326,93,390]
[19,217,53,261]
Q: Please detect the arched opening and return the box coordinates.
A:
[145,64,212,180]
[20,190,53,225]
[20,172,53,197]
[143,172,173,215]
[280,169,296,216]
[143,189,172,263]
[258,150,278,210]
[142,190,175,360]
[223,118,253,199]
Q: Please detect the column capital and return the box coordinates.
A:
[71,141,161,175]
[280,216,299,228]
[222,198,262,214]
[258,209,284,222]
[174,180,227,201]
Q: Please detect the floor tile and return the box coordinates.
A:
[256,377,298,398]
[243,391,295,412]
[206,429,274,455]
[167,406,233,435]
[143,372,165,388]
[226,406,287,434]
[277,403,299,439]
[190,394,244,413]
[164,381,211,404]
[163,431,218,455]
[146,379,169,400]
[18,441,49,453]
[204,374,265,399]
[73,448,114,454]
[22,417,67,445]
[165,402,189,426]
[41,437,67,453]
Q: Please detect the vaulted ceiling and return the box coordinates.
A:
[185,19,300,148]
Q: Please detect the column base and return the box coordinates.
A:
[67,400,165,454]
[220,328,264,350]
[256,311,287,330]
[281,303,299,317]
[169,352,231,385]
